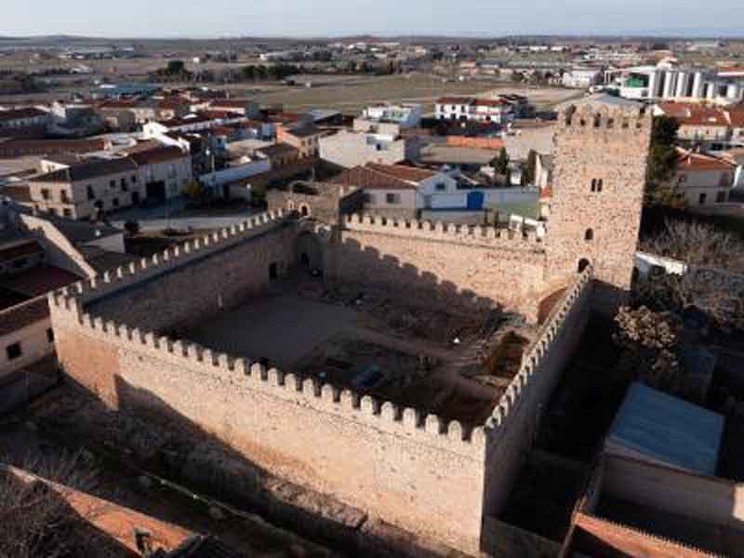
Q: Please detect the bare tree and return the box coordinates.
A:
[641,218,744,274]
[0,451,117,558]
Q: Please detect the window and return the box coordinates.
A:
[41,188,50,200]
[585,228,594,241]
[677,174,687,184]
[591,178,603,193]
[60,190,70,203]
[63,208,72,217]
[131,175,137,183]
[386,193,400,205]
[46,328,54,343]
[6,342,21,361]
[698,193,707,205]
[577,258,590,273]
[435,183,446,192]
[87,185,95,200]
[109,180,116,189]
[716,191,726,203]
[112,197,119,208]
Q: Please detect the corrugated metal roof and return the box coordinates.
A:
[606,382,724,476]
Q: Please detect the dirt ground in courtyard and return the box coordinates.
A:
[181,279,534,426]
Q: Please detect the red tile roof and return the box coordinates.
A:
[437,96,475,105]
[726,107,744,128]
[474,98,508,108]
[1,265,81,297]
[126,145,187,165]
[329,166,417,190]
[365,162,437,182]
[676,149,736,172]
[659,102,729,127]
[0,296,49,336]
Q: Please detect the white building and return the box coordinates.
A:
[435,97,514,124]
[319,129,420,169]
[616,64,743,103]
[562,68,602,89]
[361,103,423,129]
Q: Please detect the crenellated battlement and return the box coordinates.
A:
[484,266,593,432]
[49,210,289,309]
[50,292,485,457]
[343,214,543,251]
[557,100,652,135]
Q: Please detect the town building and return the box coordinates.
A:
[561,67,602,89]
[319,129,420,169]
[276,122,320,158]
[27,157,143,219]
[0,107,50,138]
[674,149,737,206]
[125,143,193,200]
[353,103,423,137]
[616,64,744,103]
[435,96,514,124]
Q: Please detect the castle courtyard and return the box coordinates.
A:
[180,277,524,426]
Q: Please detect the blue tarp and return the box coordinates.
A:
[606,382,724,476]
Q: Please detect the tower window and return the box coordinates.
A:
[578,258,590,273]
[591,179,604,193]
[585,228,594,241]
[593,114,601,127]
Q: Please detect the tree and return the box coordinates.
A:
[636,219,744,330]
[613,305,686,394]
[645,115,685,208]
[166,60,186,75]
[123,220,140,236]
[492,147,510,176]
[522,149,537,186]
[0,452,105,558]
[182,180,205,201]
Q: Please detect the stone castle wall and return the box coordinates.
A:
[79,213,295,333]
[48,209,595,555]
[329,215,550,320]
[50,288,488,554]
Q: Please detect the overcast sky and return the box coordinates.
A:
[1,0,742,37]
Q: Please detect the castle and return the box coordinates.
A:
[48,95,651,555]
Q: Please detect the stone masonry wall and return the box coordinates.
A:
[49,296,487,554]
[84,217,295,334]
[328,215,549,320]
[546,102,652,298]
[48,209,596,555]
[480,270,592,520]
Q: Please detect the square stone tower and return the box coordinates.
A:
[546,95,652,305]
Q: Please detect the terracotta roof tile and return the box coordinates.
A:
[365,163,436,182]
[676,149,736,172]
[329,166,417,190]
[0,296,49,336]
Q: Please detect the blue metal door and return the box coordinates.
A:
[466,191,484,210]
